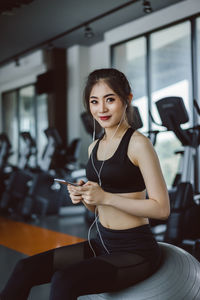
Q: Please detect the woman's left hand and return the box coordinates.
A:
[74,181,107,206]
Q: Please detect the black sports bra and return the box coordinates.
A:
[86,127,146,193]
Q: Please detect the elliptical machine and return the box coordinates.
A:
[17,127,65,218]
[0,133,12,171]
[152,96,200,256]
[0,131,37,214]
[0,133,13,198]
[0,126,85,220]
[20,127,84,219]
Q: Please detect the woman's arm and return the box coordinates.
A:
[129,133,170,219]
[77,133,170,220]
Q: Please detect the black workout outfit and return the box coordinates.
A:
[86,127,146,193]
[0,127,162,300]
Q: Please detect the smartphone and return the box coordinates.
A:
[54,178,79,186]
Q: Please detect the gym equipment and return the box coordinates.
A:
[38,127,63,171]
[81,111,103,140]
[129,105,160,144]
[0,132,37,213]
[127,105,143,130]
[21,127,83,218]
[152,97,200,253]
[78,242,200,300]
[129,105,160,145]
[156,97,196,186]
[18,132,37,169]
[0,133,12,171]
[0,126,84,219]
[52,138,82,171]
[18,127,65,217]
[0,133,13,197]
[0,128,61,216]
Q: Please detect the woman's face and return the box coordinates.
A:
[89,81,126,129]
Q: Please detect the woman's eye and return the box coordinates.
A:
[90,100,98,104]
[107,98,115,103]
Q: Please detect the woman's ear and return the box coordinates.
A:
[128,93,133,105]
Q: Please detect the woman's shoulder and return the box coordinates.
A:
[128,130,154,163]
[130,130,152,148]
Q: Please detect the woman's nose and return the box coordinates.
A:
[99,101,108,112]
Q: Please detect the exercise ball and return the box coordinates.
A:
[79,242,200,300]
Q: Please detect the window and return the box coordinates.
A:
[19,86,35,137]
[112,37,148,132]
[2,85,49,167]
[151,22,192,186]
[2,91,18,164]
[36,93,48,163]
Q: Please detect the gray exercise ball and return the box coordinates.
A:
[79,242,200,300]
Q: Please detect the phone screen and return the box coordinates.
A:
[54,179,78,186]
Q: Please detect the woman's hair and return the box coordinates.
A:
[83,68,132,113]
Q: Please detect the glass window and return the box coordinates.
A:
[2,91,18,165]
[19,86,36,166]
[36,93,48,163]
[19,86,35,137]
[150,22,192,187]
[2,85,49,167]
[112,37,148,132]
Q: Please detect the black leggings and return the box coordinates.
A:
[0,224,161,300]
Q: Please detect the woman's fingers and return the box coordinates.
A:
[67,181,99,204]
[70,194,83,204]
[68,185,81,194]
[72,199,81,204]
[68,181,97,195]
[70,194,82,199]
[67,183,84,204]
[71,190,82,196]
[77,179,85,186]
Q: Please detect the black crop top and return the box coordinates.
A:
[86,127,146,193]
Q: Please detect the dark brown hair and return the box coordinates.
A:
[83,68,132,113]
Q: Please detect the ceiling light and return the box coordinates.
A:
[84,25,94,39]
[143,0,152,14]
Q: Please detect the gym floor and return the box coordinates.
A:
[0,205,90,299]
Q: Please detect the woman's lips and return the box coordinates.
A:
[99,116,111,121]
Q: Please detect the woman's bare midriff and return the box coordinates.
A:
[98,190,149,230]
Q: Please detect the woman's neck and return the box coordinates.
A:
[103,121,130,142]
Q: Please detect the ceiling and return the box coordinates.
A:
[0,0,184,66]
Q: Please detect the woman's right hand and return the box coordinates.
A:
[67,179,85,204]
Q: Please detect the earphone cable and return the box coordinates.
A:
[87,210,99,257]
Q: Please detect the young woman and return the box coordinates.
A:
[0,68,170,300]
